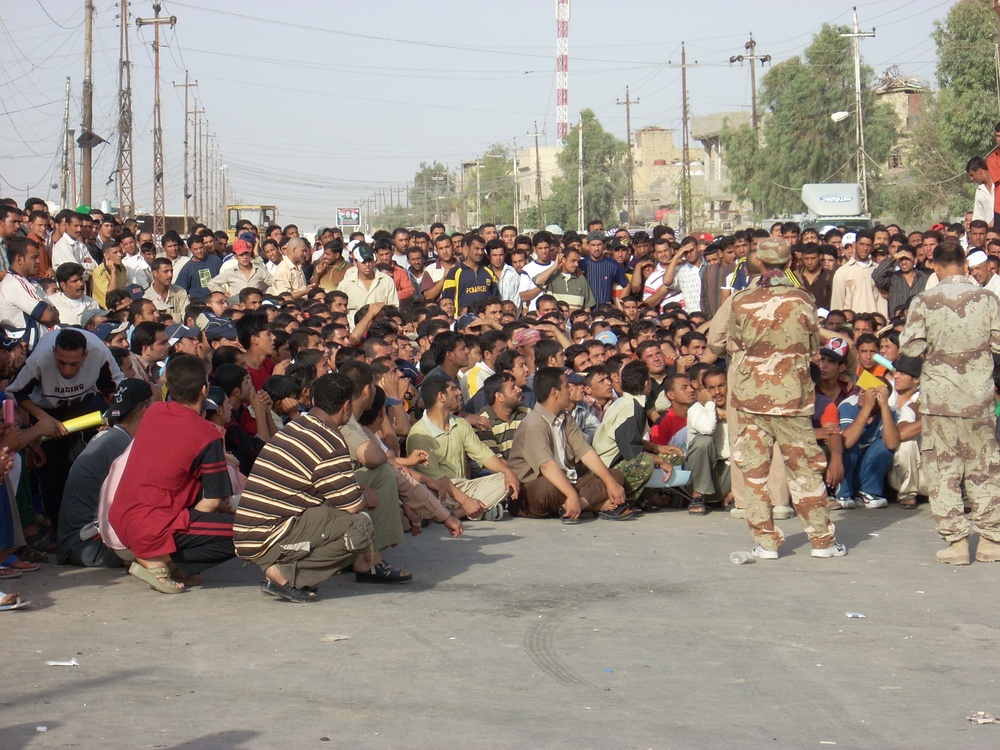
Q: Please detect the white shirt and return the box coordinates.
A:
[518,260,553,312]
[49,292,100,327]
[974,182,995,224]
[0,272,49,348]
[51,234,97,278]
[122,253,152,288]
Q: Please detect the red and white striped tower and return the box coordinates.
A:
[555,0,570,145]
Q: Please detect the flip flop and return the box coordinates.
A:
[0,592,30,611]
[2,555,39,572]
[260,579,318,603]
[355,561,413,584]
[559,511,581,525]
[597,505,635,521]
[128,562,185,594]
[0,567,23,580]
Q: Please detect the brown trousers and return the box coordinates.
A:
[510,469,625,519]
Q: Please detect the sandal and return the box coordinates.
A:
[0,567,22,580]
[597,504,635,521]
[899,496,918,510]
[688,501,710,516]
[128,562,185,594]
[14,545,48,564]
[559,510,581,525]
[171,570,203,587]
[0,591,30,610]
[260,578,318,603]
[355,561,413,584]
[24,531,56,554]
[2,555,39,572]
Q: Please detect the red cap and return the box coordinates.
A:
[696,232,714,242]
[232,239,251,255]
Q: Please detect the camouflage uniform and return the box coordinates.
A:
[899,275,1000,544]
[727,257,836,551]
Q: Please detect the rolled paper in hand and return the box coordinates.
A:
[62,411,104,434]
[873,353,895,372]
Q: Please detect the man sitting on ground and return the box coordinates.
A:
[233,373,378,603]
[507,367,629,522]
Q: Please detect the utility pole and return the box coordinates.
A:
[192,107,203,222]
[476,162,482,228]
[136,2,177,238]
[117,0,134,218]
[577,114,584,232]
[680,43,691,235]
[61,77,71,210]
[729,33,771,135]
[512,138,520,229]
[81,0,95,206]
[617,86,639,223]
[840,7,875,216]
[530,122,545,228]
[201,120,209,226]
[173,73,196,234]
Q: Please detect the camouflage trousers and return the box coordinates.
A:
[615,453,654,504]
[731,411,835,551]
[922,415,1000,543]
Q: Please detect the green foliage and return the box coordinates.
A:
[544,109,627,231]
[933,0,999,160]
[462,143,516,228]
[719,24,899,218]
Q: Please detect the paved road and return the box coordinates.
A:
[4,505,1000,749]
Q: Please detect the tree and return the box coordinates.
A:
[719,24,899,218]
[544,109,627,230]
[934,0,998,163]
[462,143,516,229]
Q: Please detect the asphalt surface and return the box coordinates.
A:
[4,503,1000,749]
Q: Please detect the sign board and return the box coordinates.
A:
[337,207,361,226]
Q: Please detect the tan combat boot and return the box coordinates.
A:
[936,538,970,565]
[975,538,1000,563]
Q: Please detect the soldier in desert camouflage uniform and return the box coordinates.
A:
[726,238,847,560]
[899,240,1000,565]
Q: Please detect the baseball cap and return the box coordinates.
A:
[238,231,256,243]
[125,284,145,301]
[80,308,110,327]
[696,232,714,242]
[586,231,606,243]
[820,337,849,364]
[455,312,478,330]
[165,323,200,345]
[609,236,630,251]
[232,239,252,256]
[566,372,586,385]
[595,330,618,346]
[0,334,23,351]
[106,378,153,423]
[95,320,128,341]
[841,232,857,246]
[511,328,542,348]
[968,250,989,268]
[894,354,923,379]
[756,238,791,265]
[351,242,375,263]
[202,315,238,342]
[203,385,227,413]
[819,225,837,235]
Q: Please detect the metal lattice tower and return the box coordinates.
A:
[555,0,570,145]
[117,0,134,218]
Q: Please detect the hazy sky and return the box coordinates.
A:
[1,0,951,228]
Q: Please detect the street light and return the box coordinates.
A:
[830,108,868,215]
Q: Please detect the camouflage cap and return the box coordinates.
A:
[756,237,791,265]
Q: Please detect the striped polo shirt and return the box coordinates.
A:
[579,256,628,308]
[442,262,497,313]
[476,403,530,460]
[233,413,364,560]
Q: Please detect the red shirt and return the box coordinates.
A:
[650,408,687,446]
[109,401,231,558]
[242,357,275,436]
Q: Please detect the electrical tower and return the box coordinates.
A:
[729,33,771,135]
[555,0,570,145]
[118,0,135,218]
[136,2,176,238]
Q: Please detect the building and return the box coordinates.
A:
[874,67,925,172]
[632,126,683,225]
[691,111,752,230]
[515,144,561,229]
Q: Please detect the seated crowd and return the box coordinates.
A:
[0,199,991,605]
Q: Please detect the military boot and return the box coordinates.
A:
[936,538,970,565]
[975,538,1000,563]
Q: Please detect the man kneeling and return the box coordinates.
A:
[233,373,376,603]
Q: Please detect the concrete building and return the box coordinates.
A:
[691,111,752,230]
[632,126,683,224]
[515,144,561,229]
[874,67,926,172]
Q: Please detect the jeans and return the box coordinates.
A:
[838,438,895,499]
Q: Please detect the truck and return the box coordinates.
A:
[225,205,278,241]
[800,183,873,233]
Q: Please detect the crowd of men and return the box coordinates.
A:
[1,183,999,608]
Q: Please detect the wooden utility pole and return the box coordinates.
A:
[617,86,639,223]
[681,43,691,234]
[136,2,176,237]
[576,116,584,231]
[173,73,196,234]
[192,107,203,222]
[729,33,771,134]
[117,0,135,218]
[81,0,95,206]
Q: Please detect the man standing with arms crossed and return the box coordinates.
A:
[899,240,1000,565]
[727,238,846,560]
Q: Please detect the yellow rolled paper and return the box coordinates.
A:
[61,411,104,433]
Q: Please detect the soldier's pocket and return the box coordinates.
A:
[730,421,748,465]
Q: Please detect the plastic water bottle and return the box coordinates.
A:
[730,551,756,565]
